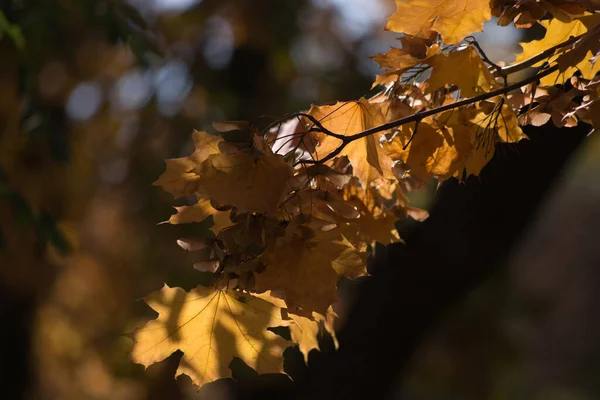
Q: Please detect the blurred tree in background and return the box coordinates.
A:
[1,1,600,399]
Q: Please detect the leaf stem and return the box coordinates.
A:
[303,64,560,165]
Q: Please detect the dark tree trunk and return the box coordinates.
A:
[291,123,591,399]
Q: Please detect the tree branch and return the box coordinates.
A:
[302,64,559,165]
[277,30,594,166]
[500,32,584,76]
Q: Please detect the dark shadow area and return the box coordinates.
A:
[287,122,591,399]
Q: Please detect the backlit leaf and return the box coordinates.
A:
[516,15,600,86]
[386,0,492,45]
[153,130,222,198]
[309,99,394,188]
[255,228,365,316]
[426,47,497,97]
[131,285,291,387]
[195,152,293,215]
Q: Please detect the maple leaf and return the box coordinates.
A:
[475,102,526,143]
[131,285,291,387]
[386,0,492,45]
[491,0,589,28]
[516,15,600,86]
[154,130,222,198]
[253,293,339,363]
[426,47,497,97]
[382,120,469,181]
[382,100,525,182]
[195,151,293,215]
[167,197,233,235]
[371,36,440,86]
[255,228,365,316]
[341,181,401,251]
[287,308,339,363]
[288,313,320,363]
[308,99,394,188]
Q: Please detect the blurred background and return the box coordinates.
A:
[0,0,598,399]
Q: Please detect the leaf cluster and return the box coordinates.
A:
[132,0,600,389]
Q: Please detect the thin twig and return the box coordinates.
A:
[466,37,506,83]
[402,110,425,150]
[265,28,592,166]
[500,32,584,76]
[302,64,560,165]
[295,112,348,140]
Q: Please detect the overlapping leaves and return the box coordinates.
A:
[133,0,600,389]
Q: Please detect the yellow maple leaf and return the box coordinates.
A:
[287,308,339,363]
[426,47,497,97]
[342,182,400,251]
[476,102,526,143]
[195,152,293,215]
[255,228,365,316]
[308,99,394,188]
[167,197,233,235]
[131,285,291,388]
[386,0,492,45]
[516,15,600,86]
[382,121,466,181]
[252,294,339,363]
[153,130,222,198]
[383,100,526,182]
[372,43,440,87]
[288,313,320,363]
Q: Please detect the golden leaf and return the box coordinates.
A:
[386,0,492,45]
[342,182,400,251]
[196,152,293,215]
[153,130,222,198]
[382,121,469,181]
[426,47,497,97]
[288,313,320,363]
[381,104,522,182]
[168,197,232,230]
[516,15,600,86]
[372,42,440,87]
[255,228,365,316]
[288,308,338,363]
[308,99,394,188]
[131,285,291,388]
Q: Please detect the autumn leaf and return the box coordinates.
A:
[287,308,339,363]
[154,130,222,198]
[142,1,600,391]
[516,15,600,86]
[382,102,524,182]
[555,15,600,76]
[167,197,232,233]
[131,285,291,387]
[309,99,394,188]
[253,293,339,363]
[371,36,440,86]
[341,181,400,251]
[195,151,293,215]
[288,313,320,363]
[382,120,466,181]
[474,102,526,143]
[426,47,497,97]
[386,0,492,45]
[255,227,365,316]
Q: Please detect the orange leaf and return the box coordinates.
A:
[386,0,492,45]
